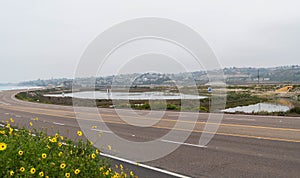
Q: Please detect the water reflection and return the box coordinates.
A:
[45,91,206,100]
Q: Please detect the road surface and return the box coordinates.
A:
[0,90,300,178]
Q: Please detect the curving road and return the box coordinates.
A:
[1,90,300,177]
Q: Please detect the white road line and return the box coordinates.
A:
[53,122,65,126]
[1,121,190,178]
[161,139,207,148]
[224,117,255,121]
[16,115,21,118]
[91,128,113,133]
[100,152,191,178]
[0,101,10,105]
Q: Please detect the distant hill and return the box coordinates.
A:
[17,65,300,87]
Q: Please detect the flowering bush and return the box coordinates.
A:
[0,118,137,178]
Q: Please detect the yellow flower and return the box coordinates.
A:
[105,170,110,175]
[29,122,33,126]
[45,176,49,178]
[0,130,5,135]
[0,142,7,151]
[33,117,39,121]
[9,128,13,135]
[58,142,62,147]
[47,145,51,149]
[120,164,123,170]
[99,167,104,171]
[65,173,70,178]
[74,169,80,175]
[70,150,73,155]
[58,151,63,157]
[108,145,112,150]
[20,167,25,172]
[130,171,134,177]
[10,118,14,123]
[42,153,47,159]
[60,136,64,140]
[92,125,97,129]
[39,171,44,177]
[50,137,57,143]
[91,153,96,159]
[30,168,36,174]
[95,149,100,154]
[60,163,66,169]
[55,133,59,138]
[7,123,10,128]
[18,150,24,156]
[10,170,14,176]
[77,130,82,136]
[112,172,120,178]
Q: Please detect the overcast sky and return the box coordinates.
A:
[1,0,300,83]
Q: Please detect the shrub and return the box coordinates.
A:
[0,119,136,178]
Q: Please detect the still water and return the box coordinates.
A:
[222,103,291,113]
[0,86,40,91]
[45,91,207,100]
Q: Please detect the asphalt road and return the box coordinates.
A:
[0,90,300,178]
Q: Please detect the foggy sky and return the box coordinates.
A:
[1,0,300,83]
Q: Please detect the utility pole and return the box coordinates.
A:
[257,69,260,84]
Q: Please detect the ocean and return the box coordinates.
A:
[0,86,41,91]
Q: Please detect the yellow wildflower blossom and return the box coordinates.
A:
[39,171,44,177]
[74,169,80,175]
[58,142,62,147]
[130,171,134,177]
[99,167,104,171]
[0,142,7,151]
[91,153,96,159]
[30,168,36,174]
[65,173,70,178]
[10,170,14,176]
[50,137,57,143]
[60,163,66,169]
[8,127,13,135]
[18,150,24,156]
[77,130,83,136]
[42,153,47,159]
[20,167,25,172]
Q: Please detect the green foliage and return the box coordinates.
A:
[290,107,300,114]
[0,120,136,178]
